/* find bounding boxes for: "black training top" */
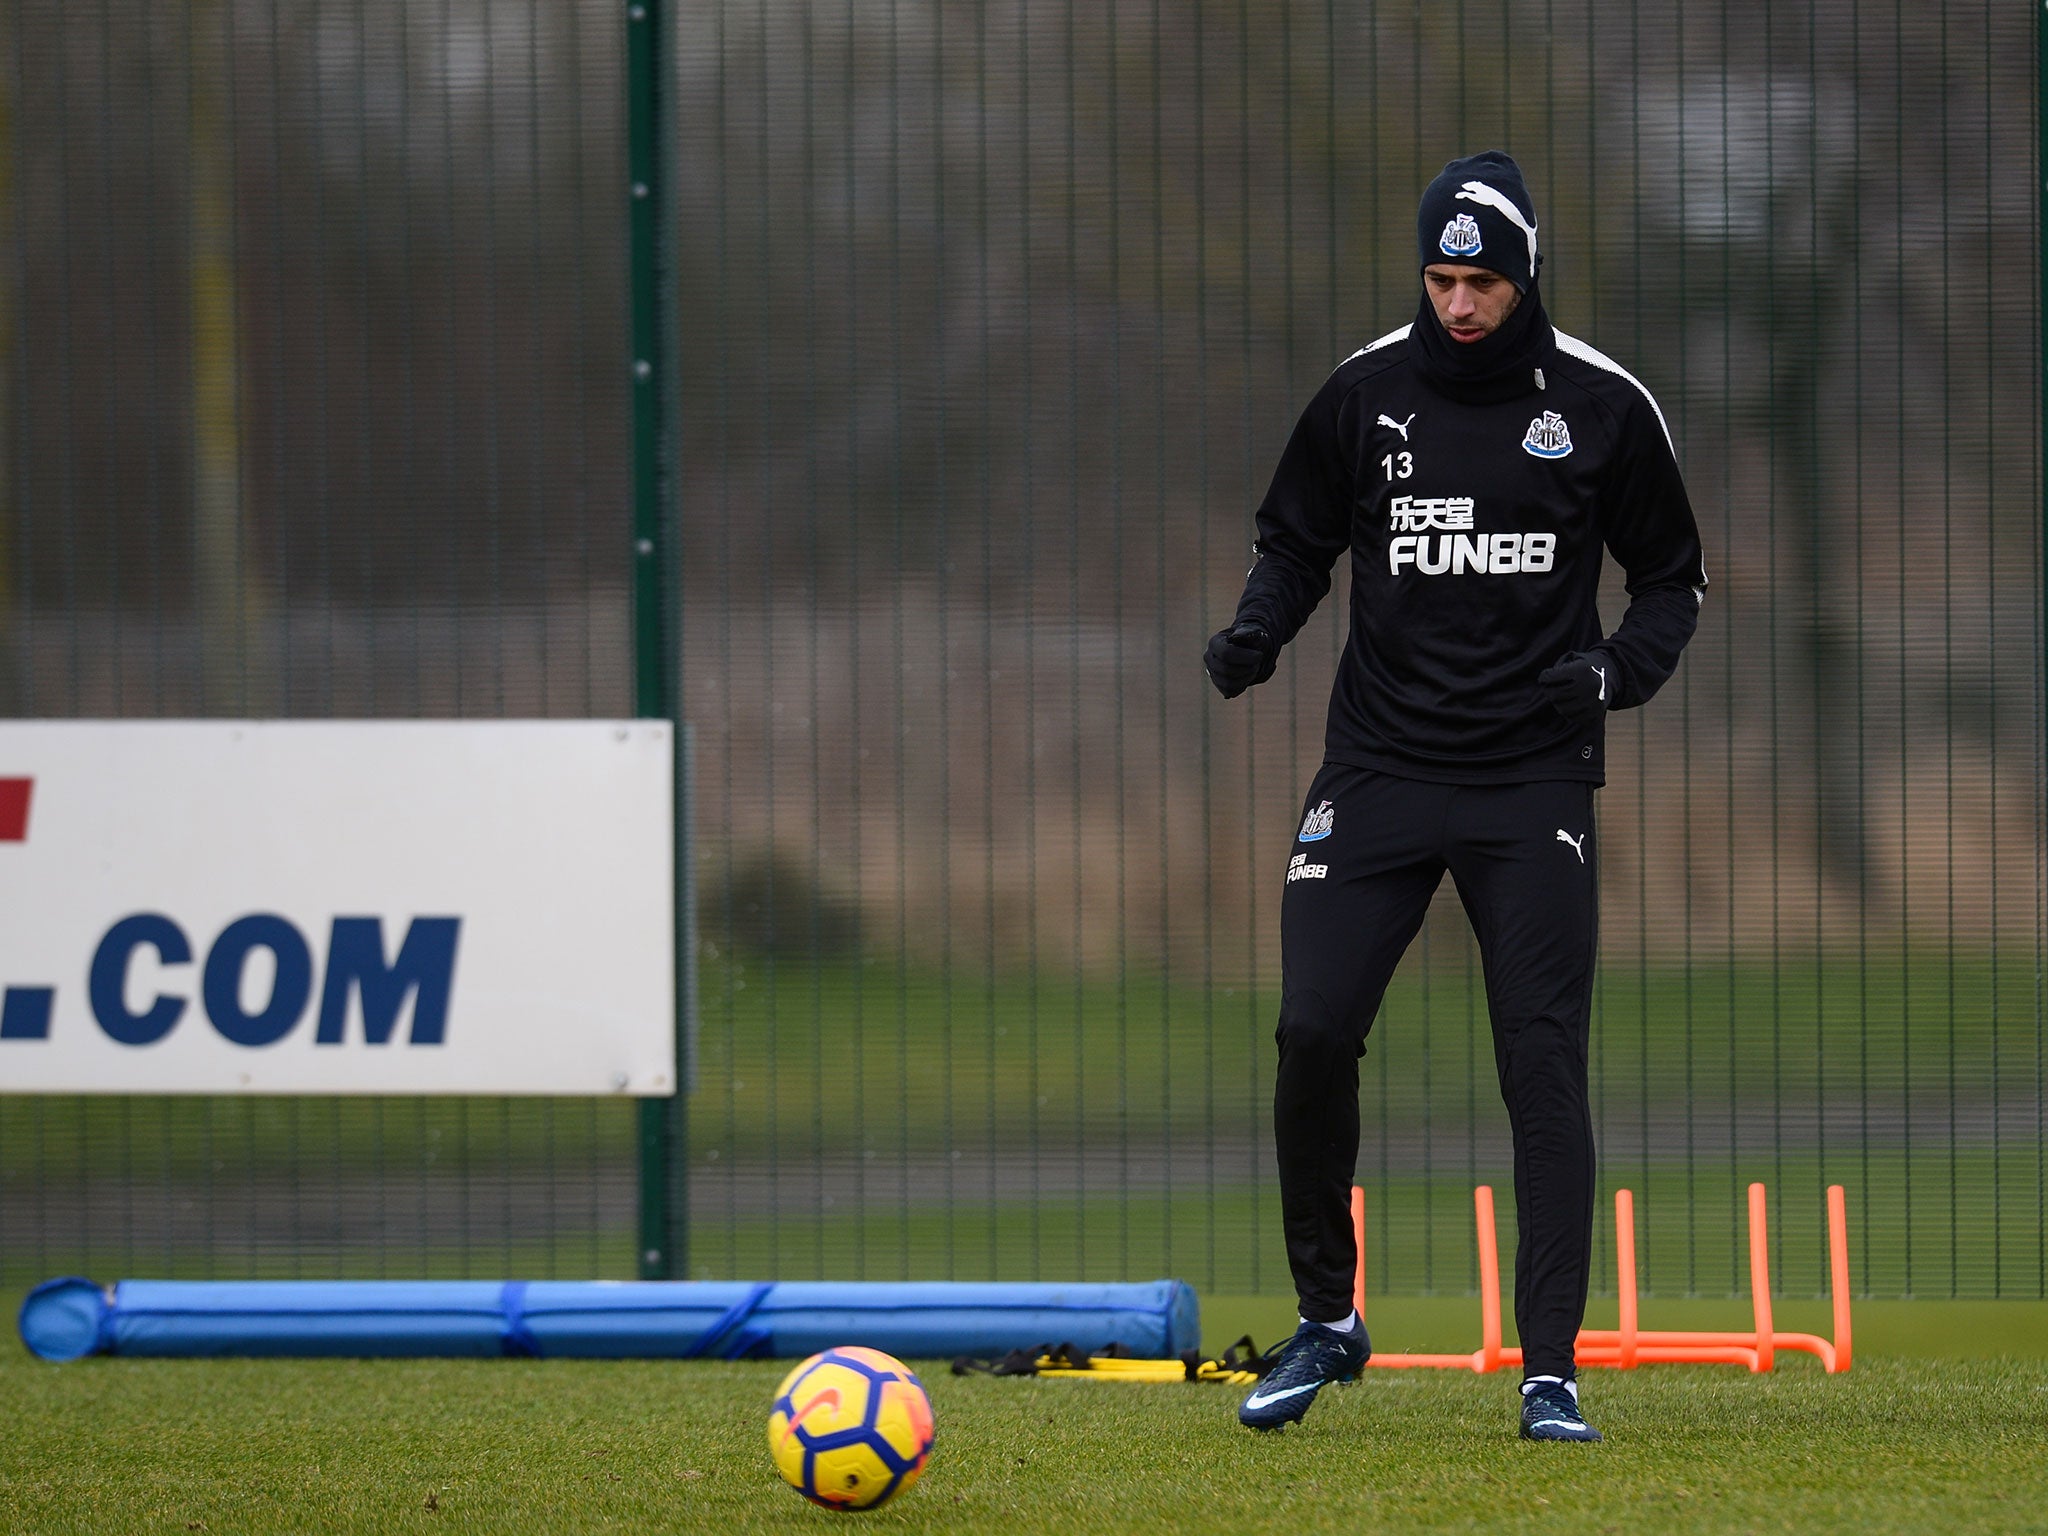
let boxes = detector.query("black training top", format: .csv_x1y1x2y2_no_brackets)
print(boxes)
1229,321,1707,786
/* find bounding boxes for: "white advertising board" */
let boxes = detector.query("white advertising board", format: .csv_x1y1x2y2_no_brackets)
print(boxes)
0,721,675,1096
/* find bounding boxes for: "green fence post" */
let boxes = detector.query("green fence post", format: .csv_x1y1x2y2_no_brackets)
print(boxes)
629,0,683,1281
2036,0,2048,1303
2038,10,2048,1302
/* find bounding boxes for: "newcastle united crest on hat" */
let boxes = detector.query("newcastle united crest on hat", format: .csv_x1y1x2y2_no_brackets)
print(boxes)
1439,212,1483,258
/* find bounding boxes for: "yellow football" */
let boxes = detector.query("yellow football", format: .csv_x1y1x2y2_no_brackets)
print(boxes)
766,1346,936,1510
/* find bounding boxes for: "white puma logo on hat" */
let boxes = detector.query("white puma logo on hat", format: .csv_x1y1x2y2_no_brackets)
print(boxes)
1454,181,1539,270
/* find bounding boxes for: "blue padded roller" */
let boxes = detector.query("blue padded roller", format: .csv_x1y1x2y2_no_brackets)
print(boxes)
18,1276,1198,1363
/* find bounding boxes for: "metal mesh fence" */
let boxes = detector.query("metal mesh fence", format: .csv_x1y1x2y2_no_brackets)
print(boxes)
2,0,2043,1302
675,0,2044,1301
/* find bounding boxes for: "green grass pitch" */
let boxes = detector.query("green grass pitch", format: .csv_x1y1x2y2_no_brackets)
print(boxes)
5,1337,2047,1534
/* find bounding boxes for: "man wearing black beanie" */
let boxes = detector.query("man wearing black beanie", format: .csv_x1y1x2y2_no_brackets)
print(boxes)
1207,152,1706,1441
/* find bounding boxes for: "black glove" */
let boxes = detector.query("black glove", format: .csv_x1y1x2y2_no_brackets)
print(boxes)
1537,650,1615,728
1203,623,1278,699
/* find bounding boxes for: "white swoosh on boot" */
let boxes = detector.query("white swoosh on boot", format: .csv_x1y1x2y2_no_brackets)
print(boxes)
1241,1381,1321,1411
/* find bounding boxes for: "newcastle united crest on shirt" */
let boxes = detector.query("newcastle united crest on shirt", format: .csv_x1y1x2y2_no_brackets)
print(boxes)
1438,213,1483,257
1522,410,1573,459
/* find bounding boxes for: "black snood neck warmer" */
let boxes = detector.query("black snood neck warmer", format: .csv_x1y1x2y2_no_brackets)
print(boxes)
1408,279,1555,405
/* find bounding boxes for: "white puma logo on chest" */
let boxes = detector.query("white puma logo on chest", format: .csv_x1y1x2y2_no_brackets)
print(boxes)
1376,412,1416,441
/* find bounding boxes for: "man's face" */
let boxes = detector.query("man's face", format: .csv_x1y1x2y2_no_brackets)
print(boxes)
1423,264,1521,344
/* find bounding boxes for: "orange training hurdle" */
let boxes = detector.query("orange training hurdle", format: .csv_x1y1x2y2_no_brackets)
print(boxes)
1355,1181,1852,1373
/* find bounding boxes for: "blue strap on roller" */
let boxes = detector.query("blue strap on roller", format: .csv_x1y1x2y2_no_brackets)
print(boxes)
718,1323,773,1360
498,1282,541,1358
678,1281,774,1359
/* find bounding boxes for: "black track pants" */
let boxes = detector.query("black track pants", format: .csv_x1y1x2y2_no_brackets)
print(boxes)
1275,764,1598,1380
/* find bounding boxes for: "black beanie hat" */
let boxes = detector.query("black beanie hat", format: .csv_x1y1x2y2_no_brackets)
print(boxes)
1416,151,1541,291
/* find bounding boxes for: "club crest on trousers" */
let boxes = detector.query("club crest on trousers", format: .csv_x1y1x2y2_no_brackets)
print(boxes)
1298,800,1335,842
